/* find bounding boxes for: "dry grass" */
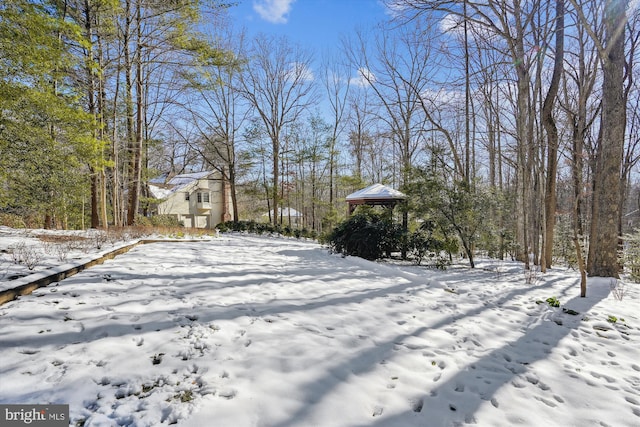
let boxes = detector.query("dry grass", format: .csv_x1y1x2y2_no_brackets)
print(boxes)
35,234,89,243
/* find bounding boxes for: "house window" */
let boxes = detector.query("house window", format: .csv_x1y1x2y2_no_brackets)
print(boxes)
197,192,210,203
185,193,190,201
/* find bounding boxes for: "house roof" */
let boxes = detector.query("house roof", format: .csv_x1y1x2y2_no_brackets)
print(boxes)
345,183,406,202
148,171,217,200
148,184,173,199
167,171,213,186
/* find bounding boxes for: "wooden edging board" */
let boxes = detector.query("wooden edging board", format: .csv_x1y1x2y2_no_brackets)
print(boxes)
0,239,210,306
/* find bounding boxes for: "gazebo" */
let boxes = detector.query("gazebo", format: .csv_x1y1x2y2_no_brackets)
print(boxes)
345,183,406,215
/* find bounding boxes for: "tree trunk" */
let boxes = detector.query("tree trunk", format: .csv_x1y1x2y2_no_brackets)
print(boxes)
126,0,143,225
588,0,627,277
272,134,279,226
542,0,564,271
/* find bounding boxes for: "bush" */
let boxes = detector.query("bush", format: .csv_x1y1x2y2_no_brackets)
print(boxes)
136,215,182,228
325,208,402,261
406,221,455,268
215,220,316,239
0,213,26,228
624,230,640,282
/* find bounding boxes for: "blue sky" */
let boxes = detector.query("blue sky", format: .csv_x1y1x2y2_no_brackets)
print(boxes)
226,0,389,55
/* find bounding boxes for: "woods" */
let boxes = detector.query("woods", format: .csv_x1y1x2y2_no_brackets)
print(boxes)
2,0,640,283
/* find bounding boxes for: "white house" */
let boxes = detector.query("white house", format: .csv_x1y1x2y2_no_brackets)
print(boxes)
263,207,304,226
148,171,233,229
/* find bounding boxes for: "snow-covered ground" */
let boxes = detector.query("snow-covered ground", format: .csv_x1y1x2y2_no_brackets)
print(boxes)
0,229,639,426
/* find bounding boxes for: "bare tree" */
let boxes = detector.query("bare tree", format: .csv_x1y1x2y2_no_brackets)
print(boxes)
390,0,553,268
239,34,315,225
343,23,433,187
541,0,565,271
568,0,629,278
346,86,376,181
180,27,247,223
619,12,640,244
320,52,351,222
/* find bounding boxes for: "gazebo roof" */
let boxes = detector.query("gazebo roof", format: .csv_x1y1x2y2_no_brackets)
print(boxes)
346,183,406,203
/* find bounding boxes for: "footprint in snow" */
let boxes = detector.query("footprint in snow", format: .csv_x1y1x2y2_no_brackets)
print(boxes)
409,398,423,413
218,388,237,399
534,396,557,408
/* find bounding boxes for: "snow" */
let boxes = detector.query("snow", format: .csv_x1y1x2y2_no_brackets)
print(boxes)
1,229,639,426
345,183,406,201
147,172,216,200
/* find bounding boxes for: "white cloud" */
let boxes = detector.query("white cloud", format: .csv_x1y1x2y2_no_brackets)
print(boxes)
253,0,296,24
382,0,408,18
350,67,376,87
439,13,462,34
286,62,314,82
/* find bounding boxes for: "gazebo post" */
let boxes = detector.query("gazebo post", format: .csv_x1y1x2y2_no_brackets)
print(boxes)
401,200,408,259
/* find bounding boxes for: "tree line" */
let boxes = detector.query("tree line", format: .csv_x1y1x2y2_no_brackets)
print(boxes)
1,0,639,283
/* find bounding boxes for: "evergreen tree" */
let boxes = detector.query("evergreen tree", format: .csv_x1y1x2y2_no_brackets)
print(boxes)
0,0,102,228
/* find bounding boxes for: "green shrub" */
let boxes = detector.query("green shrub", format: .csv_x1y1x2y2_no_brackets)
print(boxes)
407,220,454,267
150,215,182,228
134,216,152,227
325,207,402,261
215,220,315,239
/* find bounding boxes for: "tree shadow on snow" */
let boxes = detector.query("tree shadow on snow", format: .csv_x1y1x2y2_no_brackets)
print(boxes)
267,276,592,427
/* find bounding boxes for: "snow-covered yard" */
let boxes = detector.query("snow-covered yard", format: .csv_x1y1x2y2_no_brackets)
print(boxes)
0,229,639,426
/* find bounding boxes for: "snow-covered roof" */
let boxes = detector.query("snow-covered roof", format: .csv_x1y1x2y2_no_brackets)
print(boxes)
345,183,406,201
148,171,216,200
167,171,213,186
148,184,173,200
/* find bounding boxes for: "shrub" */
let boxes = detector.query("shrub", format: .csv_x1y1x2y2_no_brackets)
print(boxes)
0,213,26,228
135,215,182,228
150,215,182,228
406,220,455,267
624,230,640,282
325,207,402,261
215,221,315,239
9,241,42,270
